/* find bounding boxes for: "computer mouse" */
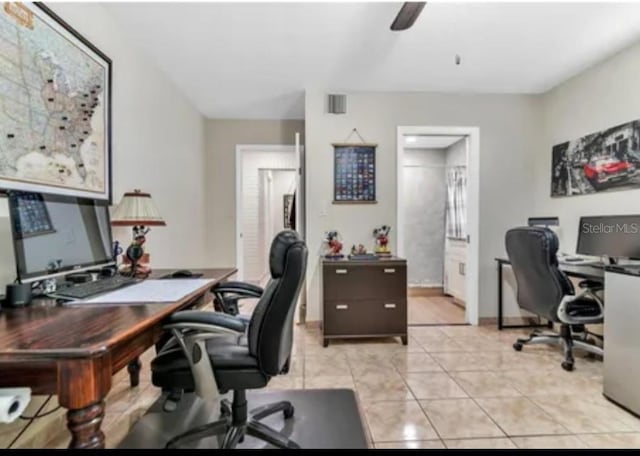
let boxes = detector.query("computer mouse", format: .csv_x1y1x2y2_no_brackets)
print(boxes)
172,269,193,278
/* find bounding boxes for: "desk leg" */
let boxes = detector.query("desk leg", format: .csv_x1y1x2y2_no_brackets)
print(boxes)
58,356,112,449
67,401,106,449
127,358,141,387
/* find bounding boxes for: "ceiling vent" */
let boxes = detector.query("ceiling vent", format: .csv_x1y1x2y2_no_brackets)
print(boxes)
327,94,346,114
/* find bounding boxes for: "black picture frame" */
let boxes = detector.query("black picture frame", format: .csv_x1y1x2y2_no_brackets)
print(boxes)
0,2,113,202
332,143,377,204
283,194,293,228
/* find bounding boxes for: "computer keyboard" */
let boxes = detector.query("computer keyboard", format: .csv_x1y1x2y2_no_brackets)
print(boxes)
51,275,138,300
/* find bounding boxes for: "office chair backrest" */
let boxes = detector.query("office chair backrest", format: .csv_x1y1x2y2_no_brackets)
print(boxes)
247,230,308,376
505,227,574,321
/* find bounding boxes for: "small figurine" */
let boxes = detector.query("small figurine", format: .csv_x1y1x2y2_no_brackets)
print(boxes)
323,230,344,258
350,244,367,256
121,225,151,277
373,225,392,257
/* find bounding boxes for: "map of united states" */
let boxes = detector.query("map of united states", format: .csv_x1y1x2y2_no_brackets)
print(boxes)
0,3,106,194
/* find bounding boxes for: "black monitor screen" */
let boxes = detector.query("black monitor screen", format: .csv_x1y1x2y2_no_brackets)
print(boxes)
8,191,114,282
577,215,640,259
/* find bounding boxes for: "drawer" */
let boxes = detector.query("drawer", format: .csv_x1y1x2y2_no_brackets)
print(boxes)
323,264,407,301
323,299,407,336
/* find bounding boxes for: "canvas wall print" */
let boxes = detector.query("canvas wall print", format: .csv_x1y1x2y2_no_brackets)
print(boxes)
333,144,376,203
551,120,640,197
0,3,112,201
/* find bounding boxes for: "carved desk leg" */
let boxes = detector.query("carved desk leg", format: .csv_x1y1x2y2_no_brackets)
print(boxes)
128,358,142,387
58,356,112,449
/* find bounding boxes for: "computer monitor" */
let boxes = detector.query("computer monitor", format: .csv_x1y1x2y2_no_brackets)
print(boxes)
7,191,115,283
577,215,640,260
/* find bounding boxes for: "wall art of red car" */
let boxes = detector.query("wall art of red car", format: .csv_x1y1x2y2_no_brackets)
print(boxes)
583,156,636,190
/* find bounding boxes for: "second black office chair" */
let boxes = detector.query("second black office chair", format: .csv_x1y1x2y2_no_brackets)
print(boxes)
505,227,604,371
151,230,308,448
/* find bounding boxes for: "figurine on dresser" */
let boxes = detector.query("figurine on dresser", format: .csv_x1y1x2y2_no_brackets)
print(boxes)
373,225,392,257
323,230,344,258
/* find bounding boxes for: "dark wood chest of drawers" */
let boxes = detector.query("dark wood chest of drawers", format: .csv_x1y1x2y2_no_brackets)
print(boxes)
321,258,408,347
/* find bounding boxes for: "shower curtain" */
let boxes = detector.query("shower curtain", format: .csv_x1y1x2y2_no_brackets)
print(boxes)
445,166,467,239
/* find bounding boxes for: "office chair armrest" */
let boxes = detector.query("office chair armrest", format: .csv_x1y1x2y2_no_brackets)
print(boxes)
212,281,264,299
578,279,604,291
165,310,247,333
557,290,604,325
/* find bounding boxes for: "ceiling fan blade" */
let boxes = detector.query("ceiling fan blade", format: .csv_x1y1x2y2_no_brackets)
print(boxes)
390,2,426,31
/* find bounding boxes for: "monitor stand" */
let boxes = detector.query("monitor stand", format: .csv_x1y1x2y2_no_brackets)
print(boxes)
65,272,93,284
605,256,619,266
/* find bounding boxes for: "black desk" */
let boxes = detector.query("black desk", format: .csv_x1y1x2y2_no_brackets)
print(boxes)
495,257,604,330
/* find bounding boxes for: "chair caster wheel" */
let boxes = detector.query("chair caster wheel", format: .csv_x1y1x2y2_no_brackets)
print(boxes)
513,342,523,351
561,361,574,371
284,404,295,419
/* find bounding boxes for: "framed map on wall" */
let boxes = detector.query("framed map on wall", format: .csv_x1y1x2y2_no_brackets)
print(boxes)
0,3,112,201
332,143,377,203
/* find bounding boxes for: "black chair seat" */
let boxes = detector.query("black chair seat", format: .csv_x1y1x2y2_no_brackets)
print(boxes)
152,334,269,392
565,297,603,320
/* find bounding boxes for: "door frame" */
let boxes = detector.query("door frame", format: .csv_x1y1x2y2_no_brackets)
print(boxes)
396,126,480,326
235,144,298,281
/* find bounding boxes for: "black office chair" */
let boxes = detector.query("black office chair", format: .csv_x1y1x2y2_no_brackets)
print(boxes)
505,227,604,371
150,230,308,448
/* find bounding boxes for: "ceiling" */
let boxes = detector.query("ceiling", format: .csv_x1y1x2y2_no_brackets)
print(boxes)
105,2,640,120
404,135,464,149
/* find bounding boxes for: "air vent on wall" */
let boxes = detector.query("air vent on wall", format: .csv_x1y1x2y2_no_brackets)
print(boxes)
327,94,346,114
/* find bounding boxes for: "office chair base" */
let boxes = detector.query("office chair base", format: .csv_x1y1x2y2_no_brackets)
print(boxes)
513,326,603,371
166,394,299,449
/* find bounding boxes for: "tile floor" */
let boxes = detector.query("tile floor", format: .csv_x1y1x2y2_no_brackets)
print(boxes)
7,316,640,449
408,295,467,325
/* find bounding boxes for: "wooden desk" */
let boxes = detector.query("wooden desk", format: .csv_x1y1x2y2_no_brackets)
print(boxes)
0,268,236,449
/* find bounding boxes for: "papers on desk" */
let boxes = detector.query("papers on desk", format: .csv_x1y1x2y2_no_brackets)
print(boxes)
74,279,214,304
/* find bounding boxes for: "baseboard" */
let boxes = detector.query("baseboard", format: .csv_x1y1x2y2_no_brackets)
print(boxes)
408,287,444,297
302,320,321,329
479,316,544,327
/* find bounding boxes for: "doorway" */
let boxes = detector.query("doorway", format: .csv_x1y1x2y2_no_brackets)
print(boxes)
235,145,298,283
258,169,296,283
397,126,480,326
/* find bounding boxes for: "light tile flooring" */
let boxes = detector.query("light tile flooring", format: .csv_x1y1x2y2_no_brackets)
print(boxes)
7,318,640,449
409,295,467,325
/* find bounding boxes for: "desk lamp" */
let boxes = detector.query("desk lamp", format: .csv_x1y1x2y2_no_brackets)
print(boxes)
111,189,165,277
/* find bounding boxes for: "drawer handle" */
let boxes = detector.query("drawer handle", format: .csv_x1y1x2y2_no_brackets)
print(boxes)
384,303,397,309
384,268,396,274
336,304,348,310
335,269,348,274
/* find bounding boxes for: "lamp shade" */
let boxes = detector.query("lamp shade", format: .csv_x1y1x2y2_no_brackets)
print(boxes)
111,189,166,226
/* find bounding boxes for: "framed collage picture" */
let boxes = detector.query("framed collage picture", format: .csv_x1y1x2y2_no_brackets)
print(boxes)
332,143,377,203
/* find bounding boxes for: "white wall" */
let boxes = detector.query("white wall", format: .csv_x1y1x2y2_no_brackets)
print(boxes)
305,90,541,321
534,40,640,252
403,148,447,287
35,3,208,270
446,138,468,168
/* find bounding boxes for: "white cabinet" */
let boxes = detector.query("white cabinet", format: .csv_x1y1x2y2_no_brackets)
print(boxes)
444,239,466,306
